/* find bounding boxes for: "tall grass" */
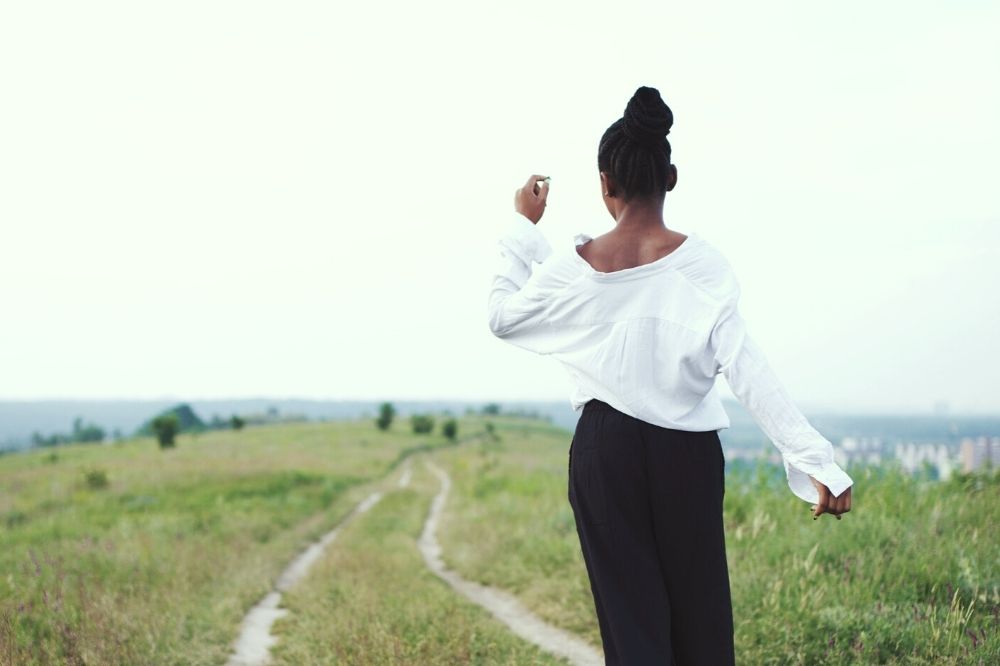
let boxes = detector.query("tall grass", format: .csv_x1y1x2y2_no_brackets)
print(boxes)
2,415,995,664
0,419,459,665
434,421,1000,665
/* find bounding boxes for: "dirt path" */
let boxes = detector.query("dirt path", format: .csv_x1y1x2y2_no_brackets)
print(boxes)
227,453,601,665
225,459,412,666
397,460,412,488
418,460,604,666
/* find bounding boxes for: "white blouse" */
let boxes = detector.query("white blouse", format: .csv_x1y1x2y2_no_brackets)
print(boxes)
487,211,854,504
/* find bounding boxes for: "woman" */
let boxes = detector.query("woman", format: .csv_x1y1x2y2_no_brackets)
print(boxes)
487,86,854,665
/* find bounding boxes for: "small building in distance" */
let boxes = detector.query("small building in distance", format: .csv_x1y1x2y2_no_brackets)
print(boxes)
959,436,1000,473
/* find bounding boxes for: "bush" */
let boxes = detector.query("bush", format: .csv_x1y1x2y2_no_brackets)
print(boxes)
442,418,458,441
84,467,109,489
151,414,179,448
375,402,395,431
411,414,435,434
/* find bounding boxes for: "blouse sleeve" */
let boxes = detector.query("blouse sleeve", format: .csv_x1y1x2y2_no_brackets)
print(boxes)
710,283,854,505
486,212,567,354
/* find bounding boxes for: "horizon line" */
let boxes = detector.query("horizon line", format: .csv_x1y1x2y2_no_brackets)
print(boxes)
0,396,997,418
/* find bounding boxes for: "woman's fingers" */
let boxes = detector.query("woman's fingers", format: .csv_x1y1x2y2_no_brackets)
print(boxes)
525,174,548,195
515,175,550,223
812,484,853,520
813,483,830,519
832,489,853,518
537,179,549,202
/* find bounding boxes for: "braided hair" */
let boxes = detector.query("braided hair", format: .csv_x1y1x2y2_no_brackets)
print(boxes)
597,86,674,203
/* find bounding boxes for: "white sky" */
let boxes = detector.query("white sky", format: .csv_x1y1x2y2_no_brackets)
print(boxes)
1,1,998,414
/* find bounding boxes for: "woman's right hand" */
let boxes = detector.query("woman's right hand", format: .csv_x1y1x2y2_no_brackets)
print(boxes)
514,174,550,224
809,476,852,520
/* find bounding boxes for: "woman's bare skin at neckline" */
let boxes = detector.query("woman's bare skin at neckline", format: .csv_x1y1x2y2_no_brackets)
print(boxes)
576,228,689,273
576,166,688,273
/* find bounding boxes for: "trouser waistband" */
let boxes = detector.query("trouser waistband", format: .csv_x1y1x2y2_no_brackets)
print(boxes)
584,398,617,413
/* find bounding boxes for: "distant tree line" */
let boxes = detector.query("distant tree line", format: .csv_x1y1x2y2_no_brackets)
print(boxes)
465,403,550,422
375,401,458,441
468,403,545,420
25,401,531,453
141,404,264,447
31,416,107,447
209,405,306,429
137,403,301,439
29,402,268,452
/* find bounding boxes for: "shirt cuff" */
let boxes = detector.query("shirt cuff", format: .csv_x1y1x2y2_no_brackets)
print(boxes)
784,458,854,505
504,212,554,264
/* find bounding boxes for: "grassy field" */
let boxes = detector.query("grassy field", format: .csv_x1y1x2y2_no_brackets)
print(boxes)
2,415,998,664
432,422,1000,665
0,418,472,664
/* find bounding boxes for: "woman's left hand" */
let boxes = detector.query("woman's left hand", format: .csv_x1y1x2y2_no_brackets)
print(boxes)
514,174,550,224
809,476,852,520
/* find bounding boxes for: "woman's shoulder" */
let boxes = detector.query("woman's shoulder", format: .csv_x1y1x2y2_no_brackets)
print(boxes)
530,242,589,287
675,235,741,303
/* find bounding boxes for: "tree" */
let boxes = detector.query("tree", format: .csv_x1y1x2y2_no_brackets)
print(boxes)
151,414,179,448
481,403,501,415
231,415,245,431
442,418,458,441
137,404,205,437
411,414,435,434
72,416,105,443
375,402,396,431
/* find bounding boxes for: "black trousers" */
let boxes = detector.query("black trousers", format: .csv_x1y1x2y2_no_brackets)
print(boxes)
568,398,735,665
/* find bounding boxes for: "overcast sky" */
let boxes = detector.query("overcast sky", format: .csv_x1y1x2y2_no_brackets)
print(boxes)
1,1,997,414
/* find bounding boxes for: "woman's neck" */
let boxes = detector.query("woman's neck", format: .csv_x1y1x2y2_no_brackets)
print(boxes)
613,199,667,234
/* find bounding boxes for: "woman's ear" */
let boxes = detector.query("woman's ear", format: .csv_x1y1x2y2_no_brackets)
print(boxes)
601,171,616,197
665,164,678,192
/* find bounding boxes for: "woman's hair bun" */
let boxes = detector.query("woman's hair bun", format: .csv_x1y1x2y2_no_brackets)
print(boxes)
622,86,673,145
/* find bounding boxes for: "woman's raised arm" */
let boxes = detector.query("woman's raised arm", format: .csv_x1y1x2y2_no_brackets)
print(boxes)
487,175,573,354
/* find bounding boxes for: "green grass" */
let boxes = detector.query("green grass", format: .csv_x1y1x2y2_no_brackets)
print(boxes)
2,414,997,664
433,421,1000,665
0,418,472,665
271,462,563,665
